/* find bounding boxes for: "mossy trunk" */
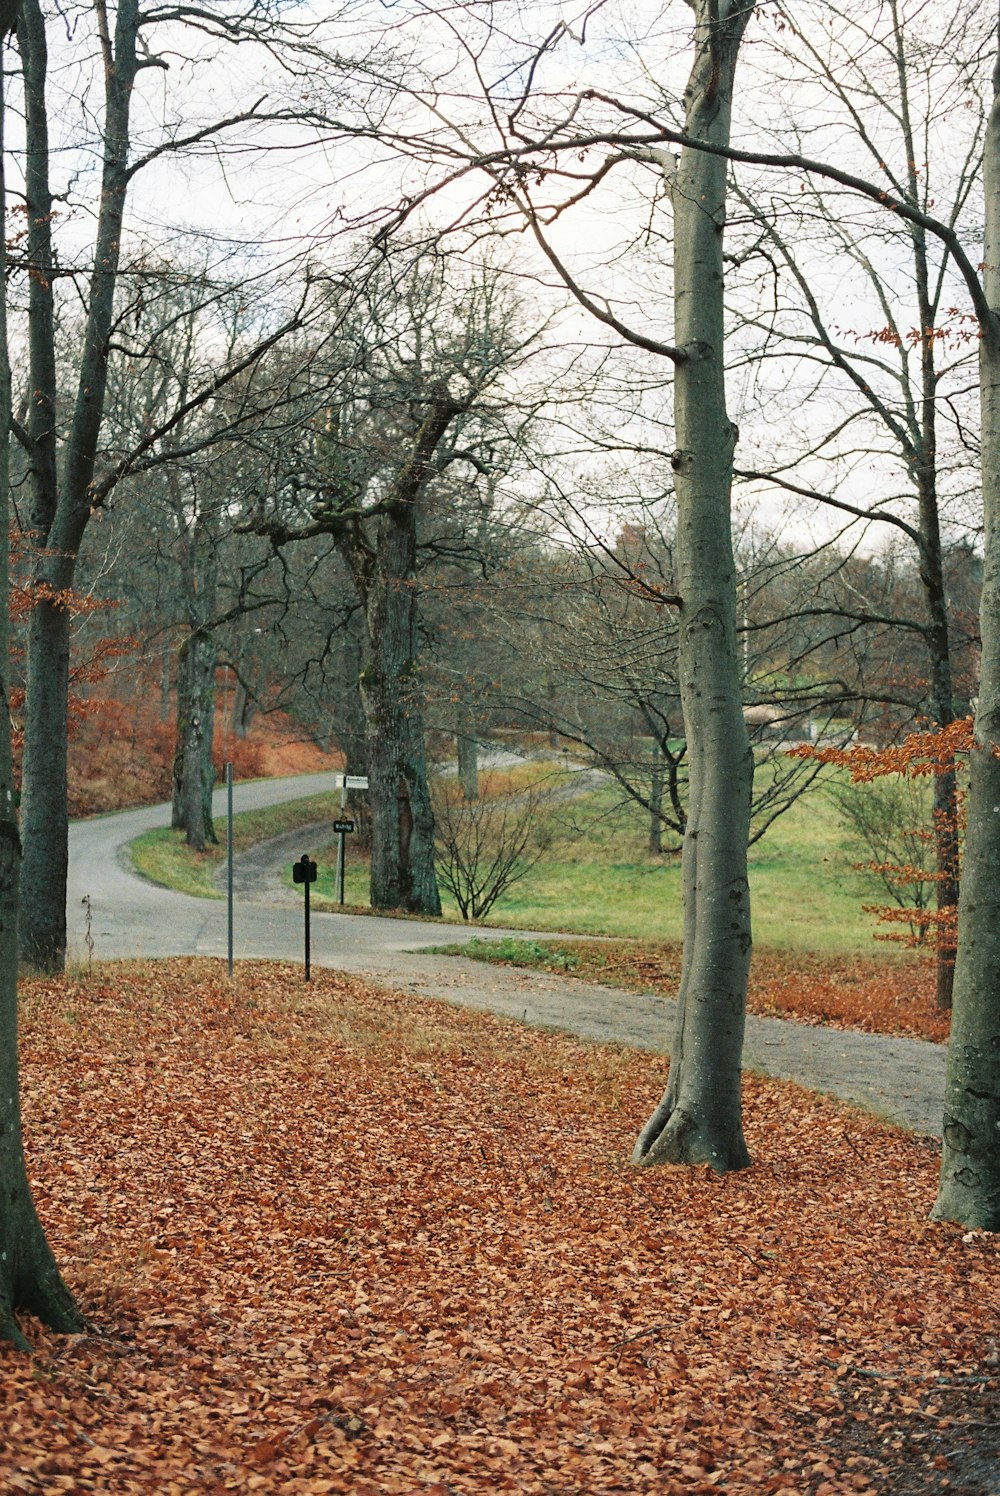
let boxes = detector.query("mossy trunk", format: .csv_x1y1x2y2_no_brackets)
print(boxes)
359,504,440,915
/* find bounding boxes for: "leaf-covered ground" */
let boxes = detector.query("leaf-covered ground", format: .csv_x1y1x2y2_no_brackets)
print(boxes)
4,960,997,1494
449,938,951,1044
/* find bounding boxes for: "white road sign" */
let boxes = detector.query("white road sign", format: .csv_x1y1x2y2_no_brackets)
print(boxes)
334,774,370,790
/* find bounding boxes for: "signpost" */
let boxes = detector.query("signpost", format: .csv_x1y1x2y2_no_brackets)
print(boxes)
292,854,318,980
333,773,368,905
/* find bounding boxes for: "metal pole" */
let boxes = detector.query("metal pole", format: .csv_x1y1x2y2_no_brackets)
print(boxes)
336,778,347,904
226,762,234,978
304,876,311,981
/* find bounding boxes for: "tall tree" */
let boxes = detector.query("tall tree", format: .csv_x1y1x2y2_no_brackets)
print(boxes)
933,24,1000,1229
732,0,987,1009
367,0,756,1166
254,252,537,915
0,21,81,1347
626,0,755,1170
12,1,318,970
554,0,1000,1223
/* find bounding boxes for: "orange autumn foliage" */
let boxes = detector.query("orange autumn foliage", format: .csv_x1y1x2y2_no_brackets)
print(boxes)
790,721,971,959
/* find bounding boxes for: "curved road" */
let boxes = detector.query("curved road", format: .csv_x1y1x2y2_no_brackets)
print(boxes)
67,773,946,1138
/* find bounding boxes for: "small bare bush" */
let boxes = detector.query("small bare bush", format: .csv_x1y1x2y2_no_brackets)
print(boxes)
432,771,553,920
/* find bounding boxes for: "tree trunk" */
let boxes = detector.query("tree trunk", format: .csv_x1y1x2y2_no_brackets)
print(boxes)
932,50,1000,1230
172,630,218,851
907,102,959,1012
648,751,664,856
18,600,71,970
632,0,754,1174
160,649,172,722
359,503,441,915
322,392,467,917
230,676,254,739
0,66,81,1345
16,0,140,973
457,721,479,800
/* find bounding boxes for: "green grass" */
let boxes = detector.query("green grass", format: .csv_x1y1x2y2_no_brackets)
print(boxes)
426,936,584,971
416,770,880,951
130,792,343,898
129,764,897,956
302,851,373,913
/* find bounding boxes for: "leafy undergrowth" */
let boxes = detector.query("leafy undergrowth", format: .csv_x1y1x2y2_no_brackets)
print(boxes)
5,961,997,1493
446,938,951,1045
63,690,340,818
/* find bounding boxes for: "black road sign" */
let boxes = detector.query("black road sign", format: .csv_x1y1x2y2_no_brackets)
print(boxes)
333,819,356,834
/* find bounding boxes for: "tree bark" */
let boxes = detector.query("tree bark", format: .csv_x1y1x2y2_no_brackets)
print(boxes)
648,750,664,856
17,0,141,972
0,67,81,1346
356,502,441,915
632,0,754,1173
457,721,479,801
172,630,218,851
230,676,254,739
932,45,1000,1229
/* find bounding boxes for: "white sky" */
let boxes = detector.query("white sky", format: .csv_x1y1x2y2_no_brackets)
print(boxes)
2,0,990,557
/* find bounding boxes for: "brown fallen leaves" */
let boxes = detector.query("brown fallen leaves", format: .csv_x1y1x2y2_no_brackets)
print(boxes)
468,941,951,1045
4,960,997,1495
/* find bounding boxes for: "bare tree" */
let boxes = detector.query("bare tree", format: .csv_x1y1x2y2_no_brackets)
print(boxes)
11,1,320,970
432,771,551,920
728,0,990,1009
251,249,541,916
0,29,80,1347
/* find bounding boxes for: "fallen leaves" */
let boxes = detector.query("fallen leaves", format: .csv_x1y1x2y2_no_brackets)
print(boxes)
2,959,997,1494
456,938,952,1044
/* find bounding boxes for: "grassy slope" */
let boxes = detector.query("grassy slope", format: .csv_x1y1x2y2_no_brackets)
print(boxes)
511,776,883,951
132,766,895,956
130,792,343,898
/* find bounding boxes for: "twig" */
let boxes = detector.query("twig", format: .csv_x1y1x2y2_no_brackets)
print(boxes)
609,1322,671,1351
733,1243,771,1271
819,1356,1000,1385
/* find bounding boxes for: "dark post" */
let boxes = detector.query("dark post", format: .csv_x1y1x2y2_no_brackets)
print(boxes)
332,817,355,905
226,762,234,979
292,854,318,980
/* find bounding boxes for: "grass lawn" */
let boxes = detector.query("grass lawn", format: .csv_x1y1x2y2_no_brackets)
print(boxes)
130,767,917,958
6,959,996,1494
303,768,894,952
458,772,884,951
130,792,345,898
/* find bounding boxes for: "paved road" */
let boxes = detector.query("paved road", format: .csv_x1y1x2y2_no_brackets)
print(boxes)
67,773,947,1138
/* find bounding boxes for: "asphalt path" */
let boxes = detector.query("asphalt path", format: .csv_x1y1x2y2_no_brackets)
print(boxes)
66,772,947,1139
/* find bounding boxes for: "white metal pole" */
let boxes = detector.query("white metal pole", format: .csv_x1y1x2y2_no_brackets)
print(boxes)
336,778,347,904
